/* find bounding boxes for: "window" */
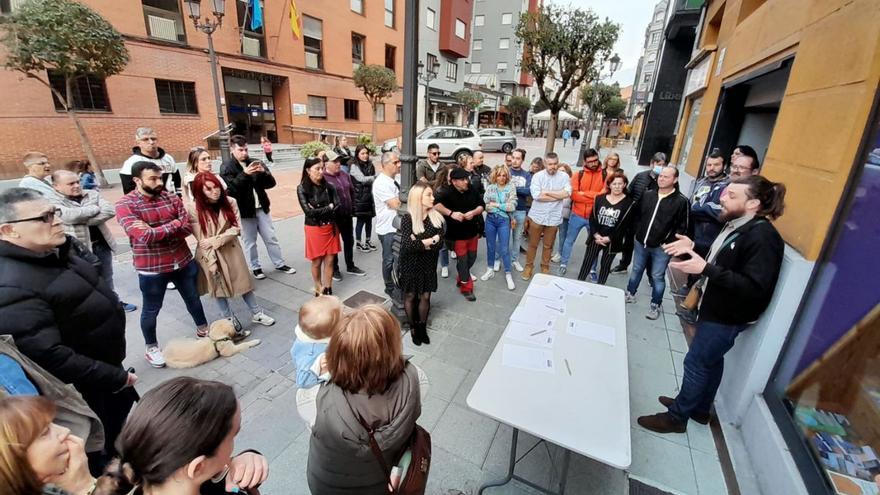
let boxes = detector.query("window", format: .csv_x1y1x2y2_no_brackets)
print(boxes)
650,32,660,45
142,0,186,43
303,16,323,70
474,15,484,26
48,71,111,112
155,79,197,114
344,99,359,120
373,103,385,122
426,53,438,75
643,73,652,83
384,0,395,27
497,62,508,71
446,60,458,83
426,8,435,30
473,39,482,50
350,0,363,14
455,19,466,39
471,63,481,73
396,105,403,122
308,96,327,118
654,11,664,22
236,0,265,57
499,38,510,49
501,13,512,25
352,33,365,72
385,44,396,71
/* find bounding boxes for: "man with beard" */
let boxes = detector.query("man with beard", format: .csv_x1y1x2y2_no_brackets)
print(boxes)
637,175,786,433
119,127,181,196
115,162,209,368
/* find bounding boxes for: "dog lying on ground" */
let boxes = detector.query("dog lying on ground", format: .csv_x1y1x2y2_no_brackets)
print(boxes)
165,319,261,368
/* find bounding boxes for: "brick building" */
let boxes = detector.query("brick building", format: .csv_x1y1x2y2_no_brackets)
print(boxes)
0,0,405,178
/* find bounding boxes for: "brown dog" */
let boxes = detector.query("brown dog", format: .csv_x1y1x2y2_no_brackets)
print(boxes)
164,319,261,369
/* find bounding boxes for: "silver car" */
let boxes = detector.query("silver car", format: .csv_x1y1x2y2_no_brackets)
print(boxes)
382,126,482,161
478,128,517,153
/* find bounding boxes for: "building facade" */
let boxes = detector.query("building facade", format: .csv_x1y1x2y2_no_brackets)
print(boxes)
666,1,880,494
628,0,668,120
0,0,405,178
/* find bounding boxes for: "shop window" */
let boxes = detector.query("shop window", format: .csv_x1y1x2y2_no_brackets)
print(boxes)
142,0,186,43
385,44,396,72
352,33,365,72
308,95,327,119
374,103,385,122
48,71,111,112
303,16,323,70
344,99,359,120
155,79,198,114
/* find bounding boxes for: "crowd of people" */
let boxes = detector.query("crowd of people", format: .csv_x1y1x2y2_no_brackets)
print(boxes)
0,123,788,493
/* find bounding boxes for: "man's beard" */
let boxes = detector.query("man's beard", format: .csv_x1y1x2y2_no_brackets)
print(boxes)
143,184,165,196
719,206,744,223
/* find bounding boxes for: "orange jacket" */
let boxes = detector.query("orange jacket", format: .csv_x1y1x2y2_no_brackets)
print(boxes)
570,167,605,218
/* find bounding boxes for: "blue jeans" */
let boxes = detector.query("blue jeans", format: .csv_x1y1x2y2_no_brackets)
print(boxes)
484,213,512,272
379,232,396,295
668,321,747,423
215,291,261,319
560,213,589,265
241,210,286,270
138,260,207,347
626,241,671,305
499,209,527,264
439,244,449,268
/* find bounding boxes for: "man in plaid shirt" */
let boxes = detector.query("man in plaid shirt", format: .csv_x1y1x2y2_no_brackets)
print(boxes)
116,161,208,368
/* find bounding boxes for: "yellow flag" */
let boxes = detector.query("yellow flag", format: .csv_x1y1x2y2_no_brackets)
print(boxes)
289,0,302,39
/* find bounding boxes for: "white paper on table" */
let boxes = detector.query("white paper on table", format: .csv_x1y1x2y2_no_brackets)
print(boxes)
524,284,566,303
504,321,556,348
522,296,565,315
566,318,615,346
549,278,587,297
502,343,555,373
510,307,557,329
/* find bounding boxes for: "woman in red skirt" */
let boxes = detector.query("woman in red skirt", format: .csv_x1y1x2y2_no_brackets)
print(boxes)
298,157,341,295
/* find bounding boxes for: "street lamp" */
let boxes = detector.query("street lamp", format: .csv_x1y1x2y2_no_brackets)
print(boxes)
418,59,440,127
581,53,621,159
184,0,230,162
494,68,506,127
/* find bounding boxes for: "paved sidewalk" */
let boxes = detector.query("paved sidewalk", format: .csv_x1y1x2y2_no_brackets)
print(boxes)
108,142,729,494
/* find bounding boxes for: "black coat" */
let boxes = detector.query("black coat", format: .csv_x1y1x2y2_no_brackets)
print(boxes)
699,218,784,325
633,189,690,248
0,237,128,393
220,157,277,218
627,169,658,205
350,159,377,218
298,181,340,226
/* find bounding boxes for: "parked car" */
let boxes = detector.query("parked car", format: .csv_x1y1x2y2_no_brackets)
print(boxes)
381,126,482,161
478,128,517,153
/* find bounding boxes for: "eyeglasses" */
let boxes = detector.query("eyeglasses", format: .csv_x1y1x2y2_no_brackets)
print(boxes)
584,158,600,165
429,152,440,156
731,164,753,171
6,208,60,225
140,137,158,142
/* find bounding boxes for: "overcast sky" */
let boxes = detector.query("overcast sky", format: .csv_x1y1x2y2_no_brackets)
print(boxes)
553,0,660,88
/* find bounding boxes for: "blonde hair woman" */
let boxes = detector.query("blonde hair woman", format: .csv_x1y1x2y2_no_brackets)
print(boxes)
480,165,517,290
182,147,226,203
602,152,621,179
395,183,445,345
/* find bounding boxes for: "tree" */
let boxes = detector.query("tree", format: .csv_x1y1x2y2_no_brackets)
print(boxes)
353,64,398,141
1,0,129,186
516,5,619,153
506,96,532,132
455,89,484,127
580,82,626,139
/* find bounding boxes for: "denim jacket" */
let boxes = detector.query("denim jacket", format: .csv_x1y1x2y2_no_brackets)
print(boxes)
290,325,330,389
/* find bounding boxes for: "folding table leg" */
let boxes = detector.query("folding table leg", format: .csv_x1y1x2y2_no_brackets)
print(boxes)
478,428,519,494
557,448,572,494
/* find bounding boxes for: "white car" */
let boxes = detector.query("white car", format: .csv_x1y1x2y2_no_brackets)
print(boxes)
382,126,482,161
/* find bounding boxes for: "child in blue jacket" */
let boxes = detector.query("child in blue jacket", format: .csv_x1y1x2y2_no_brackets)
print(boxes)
291,295,342,427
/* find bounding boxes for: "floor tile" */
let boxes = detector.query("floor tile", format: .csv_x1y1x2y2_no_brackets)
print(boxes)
668,330,689,353
692,449,729,495
686,422,718,458
433,333,492,372
630,428,699,494
629,390,690,449
418,357,468,401
672,351,686,377
628,339,675,375
420,395,450,432
627,316,672,350
432,403,500,467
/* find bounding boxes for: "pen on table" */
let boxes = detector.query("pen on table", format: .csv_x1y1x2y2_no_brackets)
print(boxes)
553,282,564,291
564,358,572,376
545,304,563,313
530,329,547,336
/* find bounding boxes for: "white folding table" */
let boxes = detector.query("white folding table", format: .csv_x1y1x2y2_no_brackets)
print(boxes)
466,274,631,494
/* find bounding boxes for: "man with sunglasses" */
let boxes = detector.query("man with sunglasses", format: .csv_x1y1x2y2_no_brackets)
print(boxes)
119,127,181,196
0,188,137,465
558,148,606,276
415,143,446,185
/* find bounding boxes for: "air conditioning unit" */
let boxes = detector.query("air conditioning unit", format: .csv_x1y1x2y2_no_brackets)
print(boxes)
242,36,261,57
148,15,178,42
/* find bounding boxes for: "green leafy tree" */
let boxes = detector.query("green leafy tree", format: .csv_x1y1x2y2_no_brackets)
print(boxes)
353,64,398,141
455,89,484,126
0,0,129,185
533,99,550,114
580,83,626,137
506,95,532,132
603,97,627,120
516,5,619,152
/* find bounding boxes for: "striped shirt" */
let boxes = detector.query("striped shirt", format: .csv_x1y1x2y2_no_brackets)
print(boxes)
115,190,193,274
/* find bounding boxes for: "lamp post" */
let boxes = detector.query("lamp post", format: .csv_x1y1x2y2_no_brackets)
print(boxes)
184,0,230,162
418,59,440,127
493,69,506,127
581,53,621,160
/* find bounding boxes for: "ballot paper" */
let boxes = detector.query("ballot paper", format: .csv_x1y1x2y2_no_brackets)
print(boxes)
566,318,615,346
504,321,556,348
524,284,566,303
502,343,555,373
522,296,565,315
510,307,557,329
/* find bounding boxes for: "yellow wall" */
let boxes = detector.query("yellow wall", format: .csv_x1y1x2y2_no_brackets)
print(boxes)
675,0,880,260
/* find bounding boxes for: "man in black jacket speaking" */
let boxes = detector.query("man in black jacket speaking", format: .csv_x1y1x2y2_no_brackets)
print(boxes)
0,188,137,468
638,175,786,433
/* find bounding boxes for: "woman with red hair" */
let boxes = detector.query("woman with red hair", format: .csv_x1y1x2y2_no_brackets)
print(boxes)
188,172,275,333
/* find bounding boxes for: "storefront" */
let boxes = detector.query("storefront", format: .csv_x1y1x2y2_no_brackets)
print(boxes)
765,101,880,495
223,68,286,143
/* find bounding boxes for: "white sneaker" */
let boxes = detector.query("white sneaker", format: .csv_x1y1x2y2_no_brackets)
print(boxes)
505,273,516,290
145,346,166,368
480,268,495,281
471,272,477,281
512,260,524,272
625,292,637,304
493,260,501,272
551,253,561,263
450,251,457,259
252,311,276,326
441,266,449,278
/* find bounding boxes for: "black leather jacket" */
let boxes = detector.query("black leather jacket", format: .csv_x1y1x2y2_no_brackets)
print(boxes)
297,181,340,226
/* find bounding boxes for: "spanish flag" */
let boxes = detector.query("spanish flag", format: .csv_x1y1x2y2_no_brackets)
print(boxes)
289,0,302,39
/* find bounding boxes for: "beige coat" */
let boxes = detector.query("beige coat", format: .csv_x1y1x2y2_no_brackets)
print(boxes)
187,199,254,298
